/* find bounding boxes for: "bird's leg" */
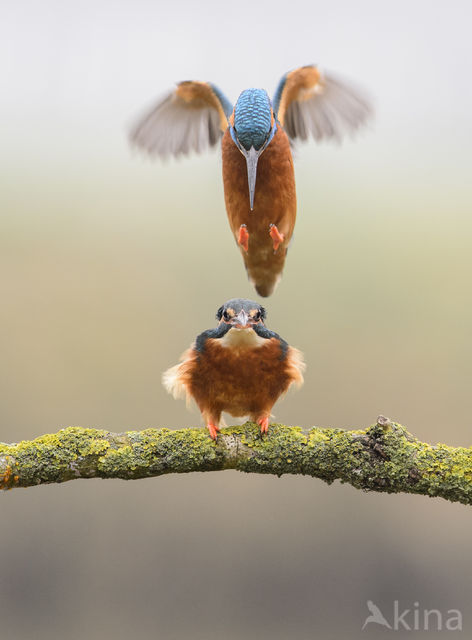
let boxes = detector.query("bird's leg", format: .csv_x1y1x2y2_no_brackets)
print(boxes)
269,224,285,252
238,224,249,252
207,422,220,440
202,411,221,440
256,414,270,435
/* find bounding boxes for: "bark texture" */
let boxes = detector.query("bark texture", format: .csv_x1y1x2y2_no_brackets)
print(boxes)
1,416,471,505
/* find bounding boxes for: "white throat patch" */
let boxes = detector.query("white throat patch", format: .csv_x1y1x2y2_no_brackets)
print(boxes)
220,327,266,349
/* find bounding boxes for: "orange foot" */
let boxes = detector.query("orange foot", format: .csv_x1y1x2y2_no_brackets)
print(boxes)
257,415,270,435
238,224,249,252
207,423,220,440
269,224,285,252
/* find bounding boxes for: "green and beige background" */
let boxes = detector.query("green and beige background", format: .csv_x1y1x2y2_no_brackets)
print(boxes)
2,0,472,637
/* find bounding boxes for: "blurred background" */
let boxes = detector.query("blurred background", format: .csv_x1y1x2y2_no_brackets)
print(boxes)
1,0,472,637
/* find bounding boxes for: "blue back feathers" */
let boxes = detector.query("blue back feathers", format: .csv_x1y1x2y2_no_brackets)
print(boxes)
234,89,272,150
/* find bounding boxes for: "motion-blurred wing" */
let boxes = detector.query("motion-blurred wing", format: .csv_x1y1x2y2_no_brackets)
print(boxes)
273,65,372,143
130,81,233,158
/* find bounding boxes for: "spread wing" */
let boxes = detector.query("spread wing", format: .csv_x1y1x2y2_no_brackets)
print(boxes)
273,65,372,143
129,81,233,158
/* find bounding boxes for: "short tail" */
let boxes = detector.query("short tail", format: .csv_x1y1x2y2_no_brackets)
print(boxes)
253,277,280,298
243,252,285,298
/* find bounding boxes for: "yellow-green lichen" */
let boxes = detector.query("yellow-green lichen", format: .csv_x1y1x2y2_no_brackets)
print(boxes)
97,427,221,479
2,422,472,504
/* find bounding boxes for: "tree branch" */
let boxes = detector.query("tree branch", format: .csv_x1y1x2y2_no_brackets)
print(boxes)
1,416,471,504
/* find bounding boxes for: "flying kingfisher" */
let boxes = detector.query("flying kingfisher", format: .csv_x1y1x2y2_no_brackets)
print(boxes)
163,298,305,439
130,65,371,296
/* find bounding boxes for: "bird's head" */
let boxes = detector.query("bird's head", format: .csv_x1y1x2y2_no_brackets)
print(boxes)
230,89,277,210
216,298,266,330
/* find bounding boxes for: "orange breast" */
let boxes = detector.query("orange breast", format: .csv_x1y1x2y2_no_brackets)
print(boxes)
186,338,298,418
221,127,297,297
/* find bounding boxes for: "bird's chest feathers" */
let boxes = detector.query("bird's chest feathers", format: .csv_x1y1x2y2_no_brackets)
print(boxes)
200,330,284,377
189,330,292,416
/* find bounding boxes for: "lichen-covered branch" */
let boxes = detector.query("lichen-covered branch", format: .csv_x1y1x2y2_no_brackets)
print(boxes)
1,416,472,505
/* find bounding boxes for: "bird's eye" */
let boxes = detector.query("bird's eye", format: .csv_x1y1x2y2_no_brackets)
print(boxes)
254,311,261,320
223,310,230,321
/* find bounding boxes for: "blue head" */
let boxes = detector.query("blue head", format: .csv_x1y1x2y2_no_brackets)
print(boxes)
230,89,277,209
233,89,272,151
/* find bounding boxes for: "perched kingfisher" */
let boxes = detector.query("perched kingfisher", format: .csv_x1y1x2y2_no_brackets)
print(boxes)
130,65,371,296
163,298,305,439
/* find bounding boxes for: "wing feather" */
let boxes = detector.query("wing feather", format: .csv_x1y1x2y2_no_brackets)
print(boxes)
129,81,232,159
273,65,372,143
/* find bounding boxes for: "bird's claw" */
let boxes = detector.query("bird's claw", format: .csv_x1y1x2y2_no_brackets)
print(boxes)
257,415,270,435
207,423,220,440
238,224,249,252
269,224,284,252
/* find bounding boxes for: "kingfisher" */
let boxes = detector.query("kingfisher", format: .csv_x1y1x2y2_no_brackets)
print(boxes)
163,298,305,439
130,65,371,296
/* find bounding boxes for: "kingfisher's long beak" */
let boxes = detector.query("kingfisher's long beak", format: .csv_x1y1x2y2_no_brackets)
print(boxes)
244,147,259,211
